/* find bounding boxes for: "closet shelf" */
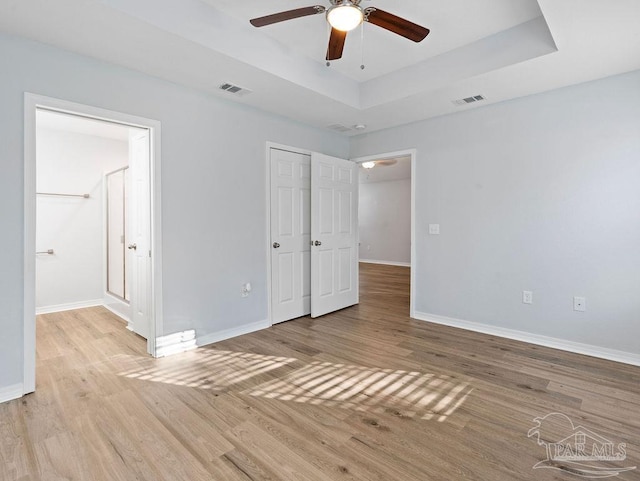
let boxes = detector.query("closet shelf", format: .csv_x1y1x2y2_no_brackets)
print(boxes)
37,192,90,198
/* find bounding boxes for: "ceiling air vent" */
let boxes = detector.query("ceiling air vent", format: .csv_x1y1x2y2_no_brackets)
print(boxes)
452,94,485,106
218,82,252,97
327,124,352,133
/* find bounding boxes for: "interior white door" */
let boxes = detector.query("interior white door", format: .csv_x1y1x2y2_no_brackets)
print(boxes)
127,129,151,339
310,153,359,318
270,148,312,323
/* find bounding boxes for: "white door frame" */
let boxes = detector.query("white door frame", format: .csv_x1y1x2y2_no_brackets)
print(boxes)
265,142,313,325
350,149,417,318
23,93,164,394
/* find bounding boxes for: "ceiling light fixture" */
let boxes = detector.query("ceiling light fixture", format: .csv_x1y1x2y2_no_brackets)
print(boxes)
362,161,376,169
326,1,364,32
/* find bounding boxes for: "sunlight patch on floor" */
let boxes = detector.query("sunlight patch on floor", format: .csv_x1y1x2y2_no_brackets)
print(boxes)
117,349,473,422
117,349,298,390
245,361,473,422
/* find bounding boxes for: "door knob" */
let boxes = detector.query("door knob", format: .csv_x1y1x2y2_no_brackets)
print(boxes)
128,243,137,250
314,240,322,246
273,242,280,248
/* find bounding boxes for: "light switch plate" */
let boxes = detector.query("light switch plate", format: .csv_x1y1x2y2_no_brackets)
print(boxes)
428,224,440,235
573,296,586,312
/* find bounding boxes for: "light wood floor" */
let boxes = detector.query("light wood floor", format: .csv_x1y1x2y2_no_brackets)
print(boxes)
2,263,639,480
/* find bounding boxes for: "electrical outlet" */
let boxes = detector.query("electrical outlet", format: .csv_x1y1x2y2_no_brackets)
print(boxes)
522,290,533,304
429,224,440,235
573,296,586,312
241,282,252,298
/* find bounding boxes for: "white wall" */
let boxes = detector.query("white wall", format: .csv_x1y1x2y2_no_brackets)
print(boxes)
0,33,349,393
351,69,640,357
359,178,411,265
36,126,128,311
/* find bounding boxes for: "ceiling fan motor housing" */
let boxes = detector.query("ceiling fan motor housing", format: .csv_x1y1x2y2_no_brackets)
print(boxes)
329,0,362,6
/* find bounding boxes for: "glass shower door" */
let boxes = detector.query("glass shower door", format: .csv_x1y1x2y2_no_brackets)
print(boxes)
106,167,129,301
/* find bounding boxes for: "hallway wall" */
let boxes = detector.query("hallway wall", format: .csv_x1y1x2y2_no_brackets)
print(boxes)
359,178,411,265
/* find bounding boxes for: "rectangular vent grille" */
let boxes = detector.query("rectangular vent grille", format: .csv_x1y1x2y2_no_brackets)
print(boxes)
219,82,252,97
327,124,352,133
452,94,485,106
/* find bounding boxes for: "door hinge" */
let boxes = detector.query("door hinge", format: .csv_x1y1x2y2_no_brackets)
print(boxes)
149,250,151,258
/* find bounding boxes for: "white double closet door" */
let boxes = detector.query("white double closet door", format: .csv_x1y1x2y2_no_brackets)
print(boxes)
270,148,359,324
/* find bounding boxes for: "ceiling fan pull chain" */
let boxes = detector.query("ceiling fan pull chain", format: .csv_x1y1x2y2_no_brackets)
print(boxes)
360,21,365,70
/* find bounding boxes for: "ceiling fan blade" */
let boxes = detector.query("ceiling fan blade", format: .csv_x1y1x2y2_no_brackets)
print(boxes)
250,5,326,28
376,159,398,166
326,28,347,61
364,8,430,42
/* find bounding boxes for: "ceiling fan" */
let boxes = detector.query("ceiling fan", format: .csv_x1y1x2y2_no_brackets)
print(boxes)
361,159,398,169
249,0,430,62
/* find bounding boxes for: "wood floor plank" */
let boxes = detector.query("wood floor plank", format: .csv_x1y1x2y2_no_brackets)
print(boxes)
133,382,237,461
1,263,639,480
225,420,330,481
0,402,37,481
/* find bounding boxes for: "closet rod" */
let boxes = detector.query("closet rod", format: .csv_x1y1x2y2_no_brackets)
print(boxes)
37,192,90,198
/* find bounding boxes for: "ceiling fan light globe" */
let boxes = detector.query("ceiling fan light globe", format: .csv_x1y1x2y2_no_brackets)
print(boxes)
362,161,376,169
327,4,363,32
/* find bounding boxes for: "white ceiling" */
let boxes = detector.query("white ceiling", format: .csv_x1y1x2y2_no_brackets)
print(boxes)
208,0,543,81
1,0,639,135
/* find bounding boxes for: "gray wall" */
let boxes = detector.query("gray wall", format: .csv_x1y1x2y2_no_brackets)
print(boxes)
0,33,349,390
359,178,411,265
351,70,640,355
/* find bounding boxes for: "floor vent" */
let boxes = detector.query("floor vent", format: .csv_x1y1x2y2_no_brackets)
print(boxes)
452,94,485,106
219,82,252,97
327,124,352,133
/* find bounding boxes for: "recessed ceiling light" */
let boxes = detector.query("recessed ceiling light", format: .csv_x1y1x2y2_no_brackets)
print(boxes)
354,124,367,130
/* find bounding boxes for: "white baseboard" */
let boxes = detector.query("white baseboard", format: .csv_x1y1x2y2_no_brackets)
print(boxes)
196,319,271,349
36,299,104,315
155,319,271,357
359,259,411,267
102,301,131,324
413,311,640,367
156,329,197,357
0,383,24,404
